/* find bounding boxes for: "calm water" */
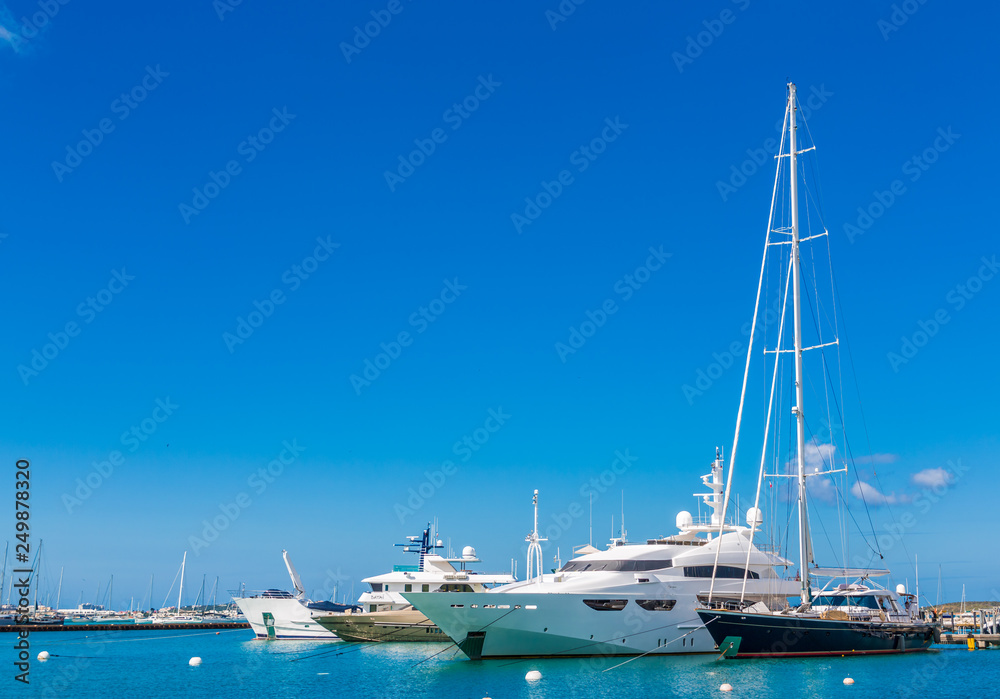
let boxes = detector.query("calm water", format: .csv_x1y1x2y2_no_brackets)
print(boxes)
12,629,998,698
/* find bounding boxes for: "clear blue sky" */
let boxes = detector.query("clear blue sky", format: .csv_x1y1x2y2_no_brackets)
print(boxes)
1,0,997,609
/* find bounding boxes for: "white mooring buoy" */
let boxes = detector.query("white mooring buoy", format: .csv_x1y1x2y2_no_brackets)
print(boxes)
844,677,855,685
525,670,542,681
720,683,733,692
37,651,50,661
189,657,202,666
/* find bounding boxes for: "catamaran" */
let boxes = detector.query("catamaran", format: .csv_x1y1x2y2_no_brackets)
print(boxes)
694,82,937,657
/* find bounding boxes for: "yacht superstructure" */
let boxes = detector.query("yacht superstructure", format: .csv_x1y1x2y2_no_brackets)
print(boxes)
404,453,800,658
314,526,515,642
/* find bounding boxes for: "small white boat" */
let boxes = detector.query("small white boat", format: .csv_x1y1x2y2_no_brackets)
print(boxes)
234,551,359,640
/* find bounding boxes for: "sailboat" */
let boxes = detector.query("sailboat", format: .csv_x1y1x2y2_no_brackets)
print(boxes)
695,82,937,657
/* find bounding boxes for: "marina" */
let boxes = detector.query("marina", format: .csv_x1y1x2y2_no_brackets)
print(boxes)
3,1,997,697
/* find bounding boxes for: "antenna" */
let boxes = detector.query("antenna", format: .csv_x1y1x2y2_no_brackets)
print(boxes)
621,491,626,543
589,492,593,547
525,490,547,582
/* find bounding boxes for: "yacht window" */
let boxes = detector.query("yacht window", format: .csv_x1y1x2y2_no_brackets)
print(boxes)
636,599,676,611
583,599,628,611
370,583,383,592
683,566,759,579
404,584,412,592
560,559,672,573
435,584,474,593
422,584,429,592
813,595,879,609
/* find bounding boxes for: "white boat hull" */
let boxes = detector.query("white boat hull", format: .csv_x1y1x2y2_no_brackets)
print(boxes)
405,581,787,658
234,596,339,640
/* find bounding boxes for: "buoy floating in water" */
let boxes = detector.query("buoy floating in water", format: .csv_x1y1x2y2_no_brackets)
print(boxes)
525,670,542,682
37,651,50,661
844,677,855,685
189,657,202,666
720,684,733,692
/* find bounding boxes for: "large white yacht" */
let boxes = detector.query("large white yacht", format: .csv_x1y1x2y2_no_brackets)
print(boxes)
403,452,800,658
234,550,360,640
313,526,515,642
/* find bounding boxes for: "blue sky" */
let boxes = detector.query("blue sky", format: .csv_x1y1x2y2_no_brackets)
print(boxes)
1,0,997,609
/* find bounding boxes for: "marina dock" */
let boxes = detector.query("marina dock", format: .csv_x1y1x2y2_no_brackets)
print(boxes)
0,622,249,632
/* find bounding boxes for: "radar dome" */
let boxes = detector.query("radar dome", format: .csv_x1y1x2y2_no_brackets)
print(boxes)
746,507,763,527
436,539,444,548
462,546,477,559
896,584,906,595
676,510,693,529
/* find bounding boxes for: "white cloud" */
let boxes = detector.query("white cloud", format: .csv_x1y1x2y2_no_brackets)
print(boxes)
780,441,840,505
857,453,899,465
850,480,909,506
911,467,953,489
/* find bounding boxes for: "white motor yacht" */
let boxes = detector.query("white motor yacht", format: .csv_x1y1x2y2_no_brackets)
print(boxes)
314,526,515,642
404,453,799,658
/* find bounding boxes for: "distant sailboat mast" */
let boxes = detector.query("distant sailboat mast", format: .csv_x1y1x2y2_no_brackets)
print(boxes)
177,551,187,613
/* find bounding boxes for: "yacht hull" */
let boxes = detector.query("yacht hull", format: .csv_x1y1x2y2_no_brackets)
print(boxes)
404,590,729,658
696,608,936,657
316,609,448,642
234,597,338,640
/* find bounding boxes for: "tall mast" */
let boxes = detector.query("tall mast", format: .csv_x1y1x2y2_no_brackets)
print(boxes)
788,82,813,605
56,567,63,611
178,551,187,613
0,542,8,609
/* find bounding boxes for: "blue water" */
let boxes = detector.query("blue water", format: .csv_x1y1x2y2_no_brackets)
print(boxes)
12,629,999,698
